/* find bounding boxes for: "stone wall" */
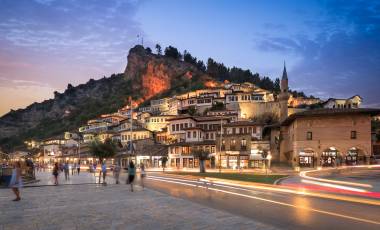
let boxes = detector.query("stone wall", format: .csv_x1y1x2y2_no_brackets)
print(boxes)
280,114,372,166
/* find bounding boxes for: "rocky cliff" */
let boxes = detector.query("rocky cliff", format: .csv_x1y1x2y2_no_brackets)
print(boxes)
0,45,211,152
124,45,211,102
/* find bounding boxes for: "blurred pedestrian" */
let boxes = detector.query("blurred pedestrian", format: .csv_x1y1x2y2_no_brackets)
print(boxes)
53,162,59,185
101,161,107,185
77,162,81,175
127,161,136,192
9,161,22,201
64,162,70,181
140,163,146,189
72,163,76,175
114,163,121,184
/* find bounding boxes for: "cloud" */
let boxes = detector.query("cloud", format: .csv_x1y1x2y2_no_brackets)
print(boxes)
254,0,380,106
0,0,145,114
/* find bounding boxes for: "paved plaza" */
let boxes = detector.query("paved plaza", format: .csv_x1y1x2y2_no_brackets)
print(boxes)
0,172,278,230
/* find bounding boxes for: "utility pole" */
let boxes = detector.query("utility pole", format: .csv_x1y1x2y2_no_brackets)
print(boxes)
137,35,143,46
129,97,133,164
219,118,223,173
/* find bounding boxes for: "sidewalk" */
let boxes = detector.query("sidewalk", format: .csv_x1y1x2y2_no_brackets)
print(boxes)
0,172,278,230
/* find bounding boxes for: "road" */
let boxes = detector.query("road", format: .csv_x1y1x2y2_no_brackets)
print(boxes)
141,173,380,230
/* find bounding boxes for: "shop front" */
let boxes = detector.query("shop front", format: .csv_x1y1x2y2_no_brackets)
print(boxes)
321,147,338,167
298,149,315,167
249,153,265,168
220,151,249,169
345,147,358,165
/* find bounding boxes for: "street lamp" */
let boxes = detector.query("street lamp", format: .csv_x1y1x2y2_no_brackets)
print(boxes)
219,118,223,173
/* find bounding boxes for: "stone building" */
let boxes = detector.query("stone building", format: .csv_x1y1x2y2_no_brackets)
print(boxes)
279,108,380,168
215,121,265,169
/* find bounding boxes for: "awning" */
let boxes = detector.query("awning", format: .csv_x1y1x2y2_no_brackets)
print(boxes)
250,154,265,160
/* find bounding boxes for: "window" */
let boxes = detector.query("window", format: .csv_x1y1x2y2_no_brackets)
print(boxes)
180,123,184,130
193,131,197,138
205,133,209,139
176,124,179,131
241,139,247,150
210,133,214,139
239,128,243,134
232,128,236,134
307,132,313,140
351,131,357,139
187,132,191,138
172,124,175,132
231,139,236,150
185,123,188,128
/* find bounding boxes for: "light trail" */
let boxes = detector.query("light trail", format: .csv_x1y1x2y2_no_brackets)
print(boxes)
148,175,380,206
299,165,380,188
147,175,380,226
301,179,368,193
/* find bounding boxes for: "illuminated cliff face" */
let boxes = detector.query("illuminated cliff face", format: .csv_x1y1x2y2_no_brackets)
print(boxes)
124,45,209,102
142,62,171,100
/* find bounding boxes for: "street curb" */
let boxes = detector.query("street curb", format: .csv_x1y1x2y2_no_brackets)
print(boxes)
274,175,291,185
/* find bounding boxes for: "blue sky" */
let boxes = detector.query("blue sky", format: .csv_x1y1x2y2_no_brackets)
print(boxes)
0,0,379,115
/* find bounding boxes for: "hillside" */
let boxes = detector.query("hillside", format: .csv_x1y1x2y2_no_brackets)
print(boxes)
0,45,211,152
0,44,305,152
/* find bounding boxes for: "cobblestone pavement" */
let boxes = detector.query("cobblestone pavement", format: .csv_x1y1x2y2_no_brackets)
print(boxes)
0,172,278,230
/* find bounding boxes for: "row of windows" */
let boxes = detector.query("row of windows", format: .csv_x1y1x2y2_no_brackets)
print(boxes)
332,103,358,109
186,131,216,140
121,134,149,141
197,123,221,131
306,131,357,140
171,145,216,154
221,139,247,150
147,117,167,123
228,95,264,102
223,127,256,135
171,123,194,132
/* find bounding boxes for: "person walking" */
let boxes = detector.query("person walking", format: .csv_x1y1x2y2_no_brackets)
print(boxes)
53,162,59,185
127,161,136,192
9,161,22,201
114,163,121,184
140,163,146,189
77,162,81,175
72,163,76,175
101,161,107,185
63,162,70,181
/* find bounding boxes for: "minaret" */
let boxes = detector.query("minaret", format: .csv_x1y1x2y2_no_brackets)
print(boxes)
279,62,290,121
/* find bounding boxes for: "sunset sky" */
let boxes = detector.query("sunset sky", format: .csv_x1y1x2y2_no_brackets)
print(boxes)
0,0,379,116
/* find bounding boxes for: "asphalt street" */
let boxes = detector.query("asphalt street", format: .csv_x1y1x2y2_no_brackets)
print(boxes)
141,173,380,230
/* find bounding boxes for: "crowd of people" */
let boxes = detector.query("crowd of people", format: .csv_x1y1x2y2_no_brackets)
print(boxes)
6,160,147,202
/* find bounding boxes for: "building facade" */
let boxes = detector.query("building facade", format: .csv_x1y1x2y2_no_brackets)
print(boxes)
280,109,380,168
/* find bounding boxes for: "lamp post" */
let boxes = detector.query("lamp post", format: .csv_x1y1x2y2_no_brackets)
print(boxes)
219,118,223,173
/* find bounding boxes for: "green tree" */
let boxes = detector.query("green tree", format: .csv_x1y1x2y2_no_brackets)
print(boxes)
155,44,162,55
191,148,210,173
274,78,281,93
90,138,117,160
188,106,197,116
164,46,181,60
196,60,206,72
145,47,152,54
183,50,197,65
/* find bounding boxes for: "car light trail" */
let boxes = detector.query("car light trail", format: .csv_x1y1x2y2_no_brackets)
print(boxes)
147,175,380,226
301,179,368,193
299,165,380,188
147,175,380,206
